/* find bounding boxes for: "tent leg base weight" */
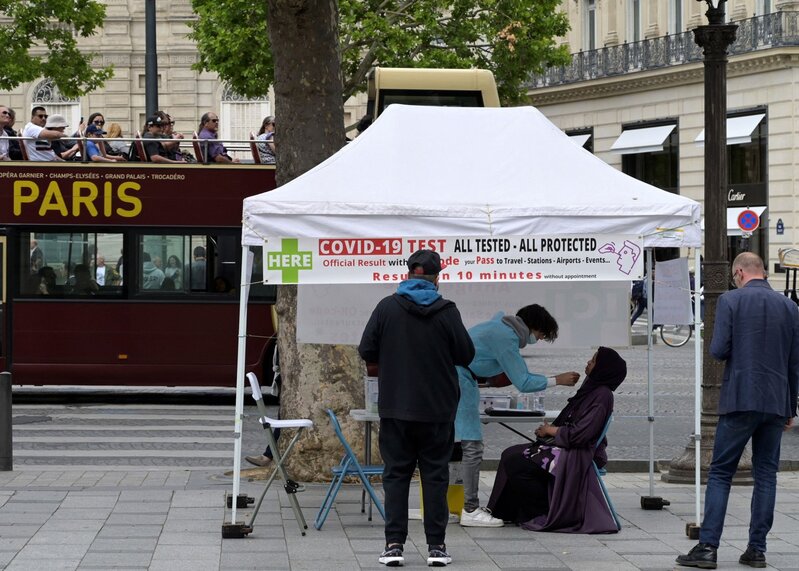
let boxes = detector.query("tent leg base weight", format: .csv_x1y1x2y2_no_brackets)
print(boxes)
222,523,253,538
686,522,700,539
226,494,255,508
641,496,670,510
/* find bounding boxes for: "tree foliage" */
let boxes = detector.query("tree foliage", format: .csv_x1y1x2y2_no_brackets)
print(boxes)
190,0,570,105
0,0,113,98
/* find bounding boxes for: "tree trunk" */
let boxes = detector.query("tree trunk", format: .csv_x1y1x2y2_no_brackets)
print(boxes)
266,0,367,481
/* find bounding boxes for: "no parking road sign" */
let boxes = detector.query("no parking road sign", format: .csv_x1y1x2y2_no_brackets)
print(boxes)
737,209,760,233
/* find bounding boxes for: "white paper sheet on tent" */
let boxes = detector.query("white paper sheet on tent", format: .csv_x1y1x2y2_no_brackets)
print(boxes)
652,258,693,326
694,113,766,146
242,106,701,250
610,124,676,154
297,282,630,348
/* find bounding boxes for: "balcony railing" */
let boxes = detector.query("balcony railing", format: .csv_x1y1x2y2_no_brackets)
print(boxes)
529,11,799,88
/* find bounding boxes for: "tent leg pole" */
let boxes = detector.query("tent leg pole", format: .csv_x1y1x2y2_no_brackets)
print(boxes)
688,248,703,539
641,249,670,511
225,246,252,533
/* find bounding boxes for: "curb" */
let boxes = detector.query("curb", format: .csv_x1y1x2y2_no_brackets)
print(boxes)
482,458,799,472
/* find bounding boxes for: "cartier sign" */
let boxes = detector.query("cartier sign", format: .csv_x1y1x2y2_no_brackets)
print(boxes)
727,183,766,208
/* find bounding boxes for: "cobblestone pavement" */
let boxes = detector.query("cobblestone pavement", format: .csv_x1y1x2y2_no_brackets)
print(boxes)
0,468,797,570
10,339,799,470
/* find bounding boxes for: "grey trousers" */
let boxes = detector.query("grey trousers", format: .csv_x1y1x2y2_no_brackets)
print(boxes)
461,440,484,512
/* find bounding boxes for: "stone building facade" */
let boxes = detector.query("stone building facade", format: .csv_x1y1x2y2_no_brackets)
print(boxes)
529,0,799,273
0,0,366,147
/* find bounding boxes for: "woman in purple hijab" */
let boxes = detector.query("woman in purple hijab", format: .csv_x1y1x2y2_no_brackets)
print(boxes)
486,346,626,534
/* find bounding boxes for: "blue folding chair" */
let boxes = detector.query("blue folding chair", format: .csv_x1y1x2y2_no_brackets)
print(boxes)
593,414,622,531
314,409,385,529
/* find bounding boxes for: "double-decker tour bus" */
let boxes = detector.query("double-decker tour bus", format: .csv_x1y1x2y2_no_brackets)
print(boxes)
3,68,499,388
366,67,501,119
0,160,277,386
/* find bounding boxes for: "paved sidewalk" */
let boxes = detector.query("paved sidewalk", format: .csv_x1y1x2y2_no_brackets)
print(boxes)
0,469,798,570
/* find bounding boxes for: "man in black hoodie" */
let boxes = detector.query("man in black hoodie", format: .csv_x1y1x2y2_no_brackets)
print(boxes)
359,249,475,567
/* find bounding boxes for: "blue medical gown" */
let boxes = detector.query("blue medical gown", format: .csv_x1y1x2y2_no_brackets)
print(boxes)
454,312,548,441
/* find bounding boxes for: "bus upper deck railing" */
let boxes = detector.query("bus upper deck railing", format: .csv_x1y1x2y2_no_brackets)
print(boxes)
1,135,275,165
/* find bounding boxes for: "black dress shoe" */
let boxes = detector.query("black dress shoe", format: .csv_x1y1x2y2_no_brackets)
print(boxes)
739,546,766,568
676,543,718,569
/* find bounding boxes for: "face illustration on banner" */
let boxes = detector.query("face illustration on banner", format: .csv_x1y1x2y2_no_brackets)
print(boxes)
598,240,641,275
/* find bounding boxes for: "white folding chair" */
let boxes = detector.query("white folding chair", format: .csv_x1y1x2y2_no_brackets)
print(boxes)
242,372,313,535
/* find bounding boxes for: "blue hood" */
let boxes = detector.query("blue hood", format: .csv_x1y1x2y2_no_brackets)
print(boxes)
396,279,441,306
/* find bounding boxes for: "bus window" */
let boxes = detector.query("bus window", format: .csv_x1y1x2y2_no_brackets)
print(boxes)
137,233,241,294
248,246,277,302
366,67,500,119
139,234,194,292
19,231,124,296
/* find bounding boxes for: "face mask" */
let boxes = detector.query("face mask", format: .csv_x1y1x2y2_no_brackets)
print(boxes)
528,335,538,345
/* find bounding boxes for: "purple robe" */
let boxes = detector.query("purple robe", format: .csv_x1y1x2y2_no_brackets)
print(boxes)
488,346,626,535
521,387,617,534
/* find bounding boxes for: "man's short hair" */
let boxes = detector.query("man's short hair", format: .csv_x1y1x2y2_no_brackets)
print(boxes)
142,252,152,262
31,106,46,118
733,252,766,276
194,246,206,258
516,304,559,342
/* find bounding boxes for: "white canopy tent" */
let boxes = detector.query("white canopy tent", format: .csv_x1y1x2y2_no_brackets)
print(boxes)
230,105,703,527
242,105,699,246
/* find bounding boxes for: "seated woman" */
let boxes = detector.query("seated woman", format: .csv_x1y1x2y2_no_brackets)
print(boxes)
486,346,626,534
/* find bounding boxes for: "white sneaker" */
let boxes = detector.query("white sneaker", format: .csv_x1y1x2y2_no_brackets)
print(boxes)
459,507,504,527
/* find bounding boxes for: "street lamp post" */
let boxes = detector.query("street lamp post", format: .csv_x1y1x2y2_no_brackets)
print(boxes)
145,0,159,118
664,1,750,484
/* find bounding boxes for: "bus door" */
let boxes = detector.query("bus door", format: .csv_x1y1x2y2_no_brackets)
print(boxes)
0,235,6,371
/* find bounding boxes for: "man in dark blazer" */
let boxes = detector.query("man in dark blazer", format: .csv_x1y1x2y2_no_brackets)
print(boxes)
678,252,799,570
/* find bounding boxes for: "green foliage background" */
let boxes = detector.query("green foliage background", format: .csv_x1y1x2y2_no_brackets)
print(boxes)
0,0,112,98
190,0,570,105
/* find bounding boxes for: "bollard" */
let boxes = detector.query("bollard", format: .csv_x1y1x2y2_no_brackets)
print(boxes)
0,372,12,471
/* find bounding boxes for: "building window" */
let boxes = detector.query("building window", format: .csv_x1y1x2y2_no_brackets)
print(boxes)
220,85,270,162
584,0,597,51
669,0,683,35
31,78,80,130
727,112,768,265
616,122,679,194
756,0,772,15
566,128,593,153
629,0,642,42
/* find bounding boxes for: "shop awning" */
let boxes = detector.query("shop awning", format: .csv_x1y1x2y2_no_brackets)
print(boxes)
568,133,591,148
610,124,676,154
694,113,766,146
700,206,767,236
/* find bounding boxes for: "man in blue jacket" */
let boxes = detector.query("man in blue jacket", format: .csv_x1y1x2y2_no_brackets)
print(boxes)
678,252,799,570
359,249,475,567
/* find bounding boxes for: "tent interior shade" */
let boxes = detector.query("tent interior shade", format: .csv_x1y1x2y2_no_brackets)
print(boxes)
242,105,701,249
610,124,676,154
694,113,765,146
568,133,591,148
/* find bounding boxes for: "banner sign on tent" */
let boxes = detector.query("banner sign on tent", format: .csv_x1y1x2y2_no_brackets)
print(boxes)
261,234,643,284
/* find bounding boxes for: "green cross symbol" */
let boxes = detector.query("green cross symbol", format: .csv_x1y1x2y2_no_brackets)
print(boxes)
266,238,313,283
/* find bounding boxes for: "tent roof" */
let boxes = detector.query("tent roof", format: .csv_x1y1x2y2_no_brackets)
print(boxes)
242,105,700,248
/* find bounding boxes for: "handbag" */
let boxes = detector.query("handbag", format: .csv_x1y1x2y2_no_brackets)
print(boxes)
525,442,562,474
